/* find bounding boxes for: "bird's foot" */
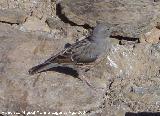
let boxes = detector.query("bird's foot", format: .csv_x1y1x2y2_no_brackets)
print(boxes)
78,75,98,92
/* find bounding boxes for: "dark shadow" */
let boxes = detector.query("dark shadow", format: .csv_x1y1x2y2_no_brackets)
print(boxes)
56,3,92,29
56,3,77,26
64,43,72,48
110,35,140,45
125,112,160,116
29,63,78,77
110,35,139,41
154,0,160,2
46,66,79,77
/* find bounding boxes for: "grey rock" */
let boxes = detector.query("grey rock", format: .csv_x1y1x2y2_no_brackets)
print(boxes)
0,22,160,116
0,0,160,115
59,0,160,38
46,17,66,30
0,9,27,24
0,23,105,115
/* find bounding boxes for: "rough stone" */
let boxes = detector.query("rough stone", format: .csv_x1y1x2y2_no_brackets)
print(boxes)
21,17,50,32
140,27,160,43
0,0,160,116
0,21,160,115
60,0,160,38
46,17,66,30
0,23,105,116
0,9,27,24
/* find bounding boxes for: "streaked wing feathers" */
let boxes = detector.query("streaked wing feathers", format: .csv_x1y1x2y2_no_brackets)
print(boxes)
44,38,93,64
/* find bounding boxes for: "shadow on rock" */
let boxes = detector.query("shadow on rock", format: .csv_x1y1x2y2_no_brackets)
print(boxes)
125,112,160,116
46,66,79,77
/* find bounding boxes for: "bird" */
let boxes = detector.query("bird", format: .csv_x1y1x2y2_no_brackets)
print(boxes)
28,23,113,75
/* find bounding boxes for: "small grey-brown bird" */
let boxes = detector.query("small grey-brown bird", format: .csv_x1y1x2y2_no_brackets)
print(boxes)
28,23,112,75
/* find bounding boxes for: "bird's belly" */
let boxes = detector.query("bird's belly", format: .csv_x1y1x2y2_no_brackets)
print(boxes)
76,54,97,63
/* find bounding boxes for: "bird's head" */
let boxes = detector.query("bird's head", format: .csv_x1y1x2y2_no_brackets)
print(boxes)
91,22,113,41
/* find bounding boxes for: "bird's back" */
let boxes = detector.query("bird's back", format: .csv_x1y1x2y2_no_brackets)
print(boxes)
45,37,98,64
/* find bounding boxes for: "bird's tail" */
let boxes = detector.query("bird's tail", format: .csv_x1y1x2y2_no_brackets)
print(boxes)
28,62,58,75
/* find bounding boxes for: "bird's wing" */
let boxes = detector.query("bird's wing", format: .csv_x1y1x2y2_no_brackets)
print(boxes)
44,38,94,64
71,40,97,63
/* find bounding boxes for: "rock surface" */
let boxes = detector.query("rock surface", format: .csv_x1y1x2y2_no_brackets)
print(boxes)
0,9,27,24
60,0,160,38
21,17,50,32
0,23,105,116
140,27,160,43
0,0,160,116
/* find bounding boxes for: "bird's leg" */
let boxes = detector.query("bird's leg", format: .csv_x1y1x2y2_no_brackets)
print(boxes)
77,62,99,72
32,73,41,87
78,64,91,72
81,75,97,90
77,54,109,73
85,54,109,72
77,69,97,91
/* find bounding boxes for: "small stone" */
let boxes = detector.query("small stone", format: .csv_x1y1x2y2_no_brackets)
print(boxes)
140,27,160,43
46,17,65,30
